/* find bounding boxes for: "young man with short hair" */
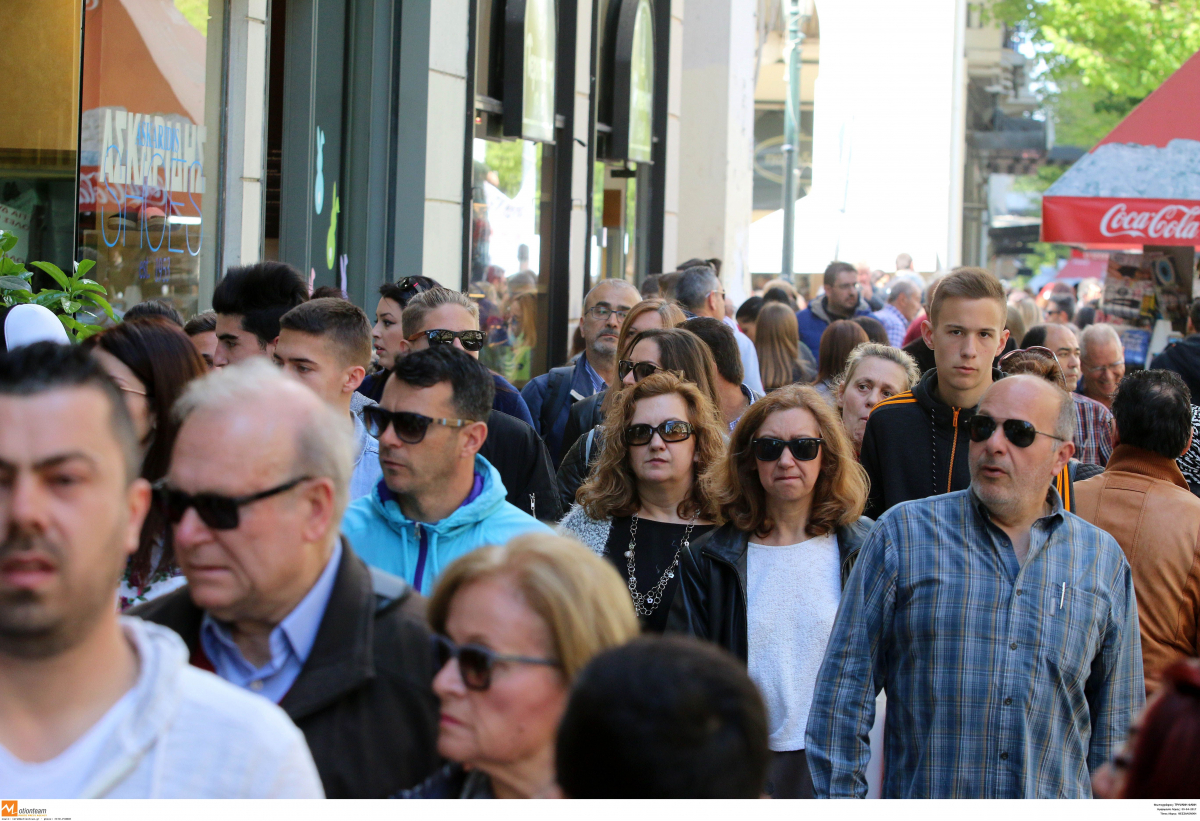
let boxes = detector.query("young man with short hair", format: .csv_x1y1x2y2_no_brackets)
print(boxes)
275,297,382,499
860,267,1010,518
211,261,309,367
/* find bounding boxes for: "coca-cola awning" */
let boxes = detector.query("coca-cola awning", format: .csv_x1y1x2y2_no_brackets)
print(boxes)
1042,49,1200,245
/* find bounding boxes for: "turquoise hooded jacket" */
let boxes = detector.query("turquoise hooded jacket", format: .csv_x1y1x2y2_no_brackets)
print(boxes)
341,454,552,594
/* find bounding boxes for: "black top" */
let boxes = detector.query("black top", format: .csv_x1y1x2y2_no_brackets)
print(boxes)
603,516,715,633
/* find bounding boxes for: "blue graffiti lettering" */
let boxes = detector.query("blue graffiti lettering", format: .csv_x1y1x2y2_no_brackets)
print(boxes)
185,160,203,257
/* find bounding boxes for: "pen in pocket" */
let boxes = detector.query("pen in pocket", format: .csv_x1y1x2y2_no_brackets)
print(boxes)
1059,582,1065,610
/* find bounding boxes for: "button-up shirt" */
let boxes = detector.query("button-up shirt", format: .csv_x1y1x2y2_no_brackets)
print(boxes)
1072,392,1114,467
806,488,1143,798
580,354,607,394
200,540,343,703
872,303,910,348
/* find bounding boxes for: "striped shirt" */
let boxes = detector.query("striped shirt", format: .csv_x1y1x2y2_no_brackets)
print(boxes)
805,488,1143,798
1072,393,1114,467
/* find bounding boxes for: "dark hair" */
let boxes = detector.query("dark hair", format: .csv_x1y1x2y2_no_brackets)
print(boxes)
624,327,721,410
852,315,889,345
389,345,494,421
680,317,743,385
1074,305,1097,330
1122,660,1200,799
124,299,183,327
1020,324,1050,349
1111,369,1192,458
823,261,856,289
674,266,720,313
815,319,869,384
555,635,769,798
640,274,662,299
279,297,373,368
211,261,308,345
378,276,439,308
1190,298,1200,333
762,287,798,311
84,320,207,584
0,343,138,484
736,296,764,323
310,285,346,300
183,310,217,337
1048,294,1076,322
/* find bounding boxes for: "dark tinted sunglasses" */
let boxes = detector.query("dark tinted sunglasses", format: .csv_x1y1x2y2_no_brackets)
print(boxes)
362,406,474,443
625,420,693,446
752,437,823,462
154,476,311,530
394,276,438,306
967,414,1067,448
407,328,486,352
432,634,559,691
618,360,662,382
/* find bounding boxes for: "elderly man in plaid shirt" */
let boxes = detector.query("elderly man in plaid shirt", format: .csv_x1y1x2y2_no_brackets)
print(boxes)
806,374,1143,798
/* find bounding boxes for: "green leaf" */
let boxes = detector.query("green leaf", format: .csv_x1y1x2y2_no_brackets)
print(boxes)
32,290,68,309
80,291,117,320
0,275,32,291
74,259,96,278
71,281,107,294
29,261,70,290
0,234,16,254
0,258,27,276
60,298,82,314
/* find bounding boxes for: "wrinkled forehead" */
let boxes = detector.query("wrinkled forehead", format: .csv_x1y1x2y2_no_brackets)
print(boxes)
979,376,1059,428
586,282,638,311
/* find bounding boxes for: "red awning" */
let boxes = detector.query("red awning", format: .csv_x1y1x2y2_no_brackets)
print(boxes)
1042,49,1200,246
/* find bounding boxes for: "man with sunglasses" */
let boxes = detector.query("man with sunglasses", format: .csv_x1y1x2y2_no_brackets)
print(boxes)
134,359,440,797
343,346,551,593
521,279,641,465
0,344,323,797
359,277,440,403
809,373,1143,798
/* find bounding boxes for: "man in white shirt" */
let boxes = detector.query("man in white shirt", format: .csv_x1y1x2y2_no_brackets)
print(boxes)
0,343,322,798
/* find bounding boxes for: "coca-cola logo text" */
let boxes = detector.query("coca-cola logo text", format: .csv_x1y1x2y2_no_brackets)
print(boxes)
1100,203,1200,239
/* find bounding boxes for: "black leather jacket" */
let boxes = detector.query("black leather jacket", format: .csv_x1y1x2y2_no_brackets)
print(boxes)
665,517,875,663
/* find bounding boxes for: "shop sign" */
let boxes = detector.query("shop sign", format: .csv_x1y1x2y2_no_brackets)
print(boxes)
609,0,655,163
504,0,557,143
1044,196,1200,246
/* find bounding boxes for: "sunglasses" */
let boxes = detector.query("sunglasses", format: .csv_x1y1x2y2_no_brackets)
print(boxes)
432,634,559,691
154,476,312,531
967,414,1067,448
362,406,475,443
407,328,486,352
394,276,438,305
625,420,693,446
752,437,823,462
618,360,662,382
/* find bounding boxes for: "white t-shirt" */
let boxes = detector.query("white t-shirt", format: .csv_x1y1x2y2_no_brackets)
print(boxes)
746,532,842,751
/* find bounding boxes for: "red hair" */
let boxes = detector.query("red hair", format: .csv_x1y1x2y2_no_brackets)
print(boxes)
1122,659,1200,798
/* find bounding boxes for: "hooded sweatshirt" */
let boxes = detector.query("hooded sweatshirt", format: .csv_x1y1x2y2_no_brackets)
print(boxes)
341,453,552,594
0,618,323,798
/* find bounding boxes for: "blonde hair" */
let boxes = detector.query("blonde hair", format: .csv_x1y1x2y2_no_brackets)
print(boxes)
617,298,687,360
428,533,639,682
755,302,804,391
704,383,867,537
578,371,725,522
836,342,920,403
401,288,481,337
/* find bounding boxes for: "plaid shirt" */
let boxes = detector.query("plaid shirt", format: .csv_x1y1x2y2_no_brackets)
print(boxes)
806,488,1143,798
1072,393,1114,467
872,303,909,348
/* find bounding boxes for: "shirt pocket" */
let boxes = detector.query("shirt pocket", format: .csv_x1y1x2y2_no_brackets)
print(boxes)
1044,584,1105,689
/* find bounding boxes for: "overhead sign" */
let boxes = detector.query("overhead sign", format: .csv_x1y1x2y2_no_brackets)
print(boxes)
503,0,556,143
609,0,654,163
1043,197,1200,246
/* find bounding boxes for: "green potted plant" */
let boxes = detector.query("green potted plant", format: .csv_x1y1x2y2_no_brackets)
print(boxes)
0,230,116,341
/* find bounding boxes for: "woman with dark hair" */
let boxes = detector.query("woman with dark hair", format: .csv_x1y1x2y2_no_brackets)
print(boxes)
84,318,207,608
360,276,440,401
851,315,889,346
558,372,725,633
813,320,868,403
667,384,873,797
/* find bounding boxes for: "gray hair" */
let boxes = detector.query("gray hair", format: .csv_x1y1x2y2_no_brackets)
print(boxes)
1079,322,1122,363
887,278,921,305
173,358,355,520
584,278,640,310
674,266,721,313
1054,384,1077,442
837,342,921,398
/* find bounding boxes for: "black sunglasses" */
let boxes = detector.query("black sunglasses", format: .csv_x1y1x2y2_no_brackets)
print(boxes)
408,328,486,352
362,406,475,443
618,360,662,382
154,476,312,531
625,420,693,446
394,276,438,304
968,414,1067,448
432,634,559,691
752,437,823,462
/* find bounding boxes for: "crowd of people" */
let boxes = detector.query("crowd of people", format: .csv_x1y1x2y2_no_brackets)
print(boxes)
1,256,1199,800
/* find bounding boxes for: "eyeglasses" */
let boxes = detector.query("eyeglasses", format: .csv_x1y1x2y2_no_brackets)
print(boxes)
362,406,475,443
967,414,1067,448
1085,361,1125,377
707,289,727,301
407,328,486,352
154,476,312,531
625,420,693,446
432,634,559,691
585,305,630,322
618,359,662,382
752,437,823,462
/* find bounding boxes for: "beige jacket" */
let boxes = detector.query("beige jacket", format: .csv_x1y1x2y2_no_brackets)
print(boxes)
1075,445,1200,695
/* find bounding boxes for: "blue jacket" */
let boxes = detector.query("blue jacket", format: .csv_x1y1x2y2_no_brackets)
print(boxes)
491,372,535,427
796,295,874,358
342,454,552,594
520,355,601,466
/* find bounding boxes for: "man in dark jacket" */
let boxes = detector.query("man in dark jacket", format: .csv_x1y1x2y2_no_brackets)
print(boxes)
133,361,439,797
796,261,874,356
1150,297,1200,401
860,267,1010,519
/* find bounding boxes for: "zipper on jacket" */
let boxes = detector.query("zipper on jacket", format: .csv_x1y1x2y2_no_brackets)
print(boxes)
946,407,961,493
412,523,429,593
530,493,536,517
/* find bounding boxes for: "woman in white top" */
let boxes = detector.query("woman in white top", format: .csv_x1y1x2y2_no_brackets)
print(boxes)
666,383,873,798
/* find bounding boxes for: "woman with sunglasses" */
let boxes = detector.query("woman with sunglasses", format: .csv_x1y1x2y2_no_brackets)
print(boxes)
84,318,207,609
835,342,920,454
360,277,440,402
401,533,638,798
558,372,725,632
556,327,721,513
667,383,872,797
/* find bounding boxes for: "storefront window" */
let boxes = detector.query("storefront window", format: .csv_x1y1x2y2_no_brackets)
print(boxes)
0,0,83,274
76,0,216,319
